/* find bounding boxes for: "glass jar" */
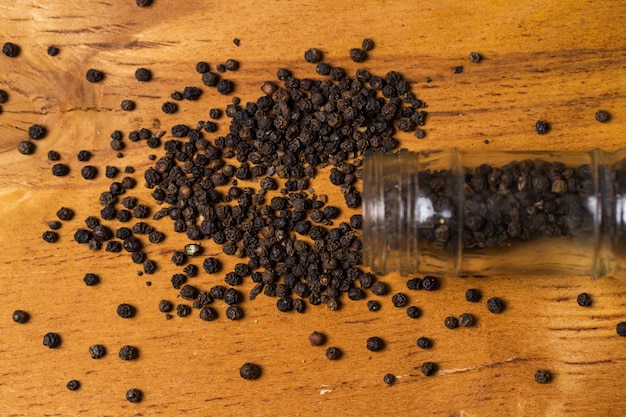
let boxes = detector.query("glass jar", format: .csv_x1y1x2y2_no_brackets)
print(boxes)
362,148,626,277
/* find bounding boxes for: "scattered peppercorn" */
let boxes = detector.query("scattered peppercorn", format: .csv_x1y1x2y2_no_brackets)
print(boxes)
47,45,59,56
117,303,136,318
51,163,69,177
577,293,592,307
367,300,381,312
159,300,173,313
391,292,408,308
28,124,47,140
366,336,385,352
83,273,99,286
304,48,323,63
47,150,61,161
224,59,239,71
459,313,475,327
119,345,138,360
350,48,367,63
383,373,395,385
420,362,437,376
595,110,610,122
535,120,549,134
534,369,551,384
121,99,135,111
42,231,59,243
616,322,626,336
308,331,326,346
422,276,439,291
80,166,97,180
126,388,143,403
468,52,481,62
362,38,375,51
417,337,432,349
176,304,191,317
325,346,342,360
444,316,459,329
49,220,61,230
135,67,152,81
486,297,505,313
406,306,421,319
89,344,106,359
465,288,481,303
43,332,61,348
85,69,104,83
12,310,29,324
161,102,178,114
216,79,233,94
66,380,80,391
240,362,261,380
17,141,35,155
2,42,20,57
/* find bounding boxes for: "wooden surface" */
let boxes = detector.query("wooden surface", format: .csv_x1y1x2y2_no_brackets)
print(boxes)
1,1,626,416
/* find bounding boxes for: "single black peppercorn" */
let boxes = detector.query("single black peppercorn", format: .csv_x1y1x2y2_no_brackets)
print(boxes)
126,388,143,403
183,86,202,100
444,316,459,329
121,99,135,111
454,66,464,74
162,101,178,114
304,48,323,63
367,300,381,312
468,51,482,62
309,331,326,346
117,303,136,318
362,38,375,51
487,297,505,313
12,310,29,324
383,373,395,385
143,259,156,274
366,336,385,352
325,346,342,360
534,369,551,384
465,288,482,303
216,63,226,73
171,251,187,266
89,344,106,359
2,42,20,57
350,48,367,63
86,69,104,83
459,313,475,327
43,332,61,348
83,273,99,286
422,276,439,291
49,220,61,230
224,59,239,71
119,345,138,360
371,281,388,296
57,207,74,221
226,305,243,320
406,306,421,319
203,257,221,274
616,322,626,336
52,163,69,177
66,380,80,391
535,120,549,134
76,150,91,162
577,292,592,307
81,165,97,180
159,300,173,313
196,61,210,73
176,304,192,317
417,337,432,349
180,285,199,300
199,306,217,321
134,67,152,82
47,45,59,56
216,79,233,94
406,278,422,290
47,150,60,161
391,292,408,308
42,231,59,243
240,363,261,380
595,109,610,122
421,362,437,376
18,141,35,155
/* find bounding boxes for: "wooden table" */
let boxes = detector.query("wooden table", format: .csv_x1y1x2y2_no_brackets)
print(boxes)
1,1,625,415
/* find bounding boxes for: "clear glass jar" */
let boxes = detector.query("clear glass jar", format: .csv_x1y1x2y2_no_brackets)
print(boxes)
362,148,626,277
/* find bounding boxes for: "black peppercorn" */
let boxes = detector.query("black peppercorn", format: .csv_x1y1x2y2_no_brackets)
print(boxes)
183,86,202,101
42,231,59,243
325,346,342,360
577,293,592,307
417,337,432,349
422,276,439,291
240,363,261,380
486,297,505,313
143,259,156,274
366,336,385,352
370,281,388,296
367,300,381,312
119,345,138,360
595,110,610,122
85,69,104,83
176,304,191,317
89,344,106,359
383,373,395,385
159,300,173,313
309,331,326,346
304,48,323,63
459,313,475,327
616,322,626,336
465,288,482,303
444,316,459,329
535,120,549,134
350,48,367,63
12,310,29,324
66,380,80,391
52,163,69,177
203,257,221,274
57,207,74,221
47,150,60,161
224,59,239,71
362,38,375,51
406,278,422,290
162,101,178,114
117,303,136,318
171,251,187,266
226,305,243,320
180,285,199,300
420,362,437,377
80,165,97,180
406,306,421,319
216,79,233,94
49,220,61,230
126,388,143,403
2,42,20,57
391,292,408,308
17,141,35,155
468,52,482,62
47,45,59,56
534,369,551,384
199,306,217,321
121,99,135,111
43,332,61,348
83,273,99,286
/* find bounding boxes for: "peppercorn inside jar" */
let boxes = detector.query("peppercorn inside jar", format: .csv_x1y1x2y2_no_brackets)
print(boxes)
362,148,626,278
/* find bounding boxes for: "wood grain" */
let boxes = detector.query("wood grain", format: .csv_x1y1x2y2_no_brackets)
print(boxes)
1,1,626,416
